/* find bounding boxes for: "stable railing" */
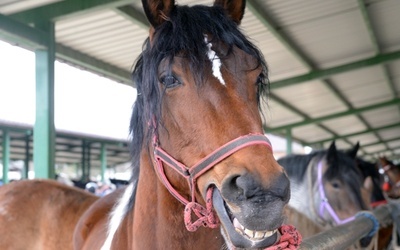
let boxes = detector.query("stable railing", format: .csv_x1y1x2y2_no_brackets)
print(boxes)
300,203,400,249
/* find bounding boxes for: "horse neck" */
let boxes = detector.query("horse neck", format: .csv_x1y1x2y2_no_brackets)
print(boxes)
129,150,223,249
288,158,322,226
387,167,400,184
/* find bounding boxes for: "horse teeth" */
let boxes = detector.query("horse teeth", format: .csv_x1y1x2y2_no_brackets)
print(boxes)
254,231,265,239
233,218,244,230
244,228,254,238
264,229,277,238
232,217,277,241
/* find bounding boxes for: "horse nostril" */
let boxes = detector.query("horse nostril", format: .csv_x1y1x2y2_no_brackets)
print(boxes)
235,174,260,199
221,172,290,203
272,172,291,200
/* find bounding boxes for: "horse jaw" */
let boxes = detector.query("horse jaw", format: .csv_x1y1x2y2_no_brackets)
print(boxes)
212,188,279,249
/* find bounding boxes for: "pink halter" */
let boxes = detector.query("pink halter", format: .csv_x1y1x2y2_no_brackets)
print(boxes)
317,161,355,225
153,133,272,231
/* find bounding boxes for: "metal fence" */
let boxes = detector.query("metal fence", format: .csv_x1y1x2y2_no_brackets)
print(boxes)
300,203,400,249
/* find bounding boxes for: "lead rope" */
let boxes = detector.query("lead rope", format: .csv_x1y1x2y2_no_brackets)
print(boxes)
184,186,219,232
264,225,302,250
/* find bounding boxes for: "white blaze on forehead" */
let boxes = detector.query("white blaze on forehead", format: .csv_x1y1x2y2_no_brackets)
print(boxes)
205,36,225,85
101,182,135,250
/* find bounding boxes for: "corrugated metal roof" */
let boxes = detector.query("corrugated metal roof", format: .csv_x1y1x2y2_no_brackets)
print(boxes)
0,0,399,164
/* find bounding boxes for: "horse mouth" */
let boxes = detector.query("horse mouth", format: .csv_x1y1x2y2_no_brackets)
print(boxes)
212,187,279,249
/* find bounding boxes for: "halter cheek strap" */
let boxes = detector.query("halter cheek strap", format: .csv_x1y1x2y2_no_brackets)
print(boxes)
153,133,272,231
317,161,355,225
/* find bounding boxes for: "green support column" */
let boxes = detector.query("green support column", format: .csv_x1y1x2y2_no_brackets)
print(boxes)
81,140,87,181
286,129,292,155
33,22,55,179
101,143,107,182
23,132,30,179
2,130,10,184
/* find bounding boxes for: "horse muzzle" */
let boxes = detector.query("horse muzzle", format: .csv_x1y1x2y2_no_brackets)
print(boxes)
210,171,290,249
212,187,285,249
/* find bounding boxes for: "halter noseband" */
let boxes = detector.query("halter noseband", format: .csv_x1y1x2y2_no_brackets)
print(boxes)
317,161,355,225
153,133,272,231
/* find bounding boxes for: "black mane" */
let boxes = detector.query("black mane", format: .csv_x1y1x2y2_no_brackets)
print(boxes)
129,4,269,177
277,150,325,182
278,149,368,210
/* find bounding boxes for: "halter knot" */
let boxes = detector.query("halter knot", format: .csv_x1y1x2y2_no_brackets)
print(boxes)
184,187,219,232
265,225,302,250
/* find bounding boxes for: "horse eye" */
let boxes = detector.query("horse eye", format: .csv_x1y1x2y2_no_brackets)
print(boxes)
161,75,181,89
331,181,341,189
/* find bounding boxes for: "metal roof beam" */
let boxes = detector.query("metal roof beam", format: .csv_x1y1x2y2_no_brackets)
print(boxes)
246,0,313,70
358,0,398,154
247,0,365,149
266,93,353,151
307,122,400,146
114,5,149,29
8,0,133,23
361,147,400,161
0,14,132,85
362,137,400,148
267,98,400,133
271,50,400,89
56,44,132,85
0,13,48,49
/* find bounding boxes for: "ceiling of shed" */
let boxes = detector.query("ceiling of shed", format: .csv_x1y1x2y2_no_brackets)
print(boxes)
0,0,399,163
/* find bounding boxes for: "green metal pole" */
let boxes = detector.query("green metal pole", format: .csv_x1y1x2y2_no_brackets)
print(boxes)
33,21,55,179
286,129,292,155
2,130,10,184
23,131,30,179
101,143,107,182
82,140,87,181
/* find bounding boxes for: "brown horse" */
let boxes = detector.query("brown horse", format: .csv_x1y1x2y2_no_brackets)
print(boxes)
0,1,297,249
0,180,98,250
378,156,400,199
73,0,296,249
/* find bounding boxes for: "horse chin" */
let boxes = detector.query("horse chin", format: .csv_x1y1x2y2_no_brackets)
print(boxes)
212,188,279,249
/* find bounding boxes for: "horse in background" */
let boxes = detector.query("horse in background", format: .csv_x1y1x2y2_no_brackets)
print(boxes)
278,141,373,247
0,180,98,250
356,156,386,207
378,156,400,200
73,0,297,248
356,154,395,250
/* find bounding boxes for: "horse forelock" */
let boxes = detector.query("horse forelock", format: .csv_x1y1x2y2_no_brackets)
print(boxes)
325,151,368,209
129,4,268,175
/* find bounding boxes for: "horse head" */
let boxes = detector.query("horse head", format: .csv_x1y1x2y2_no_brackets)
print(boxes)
317,141,370,225
131,0,291,248
378,156,400,199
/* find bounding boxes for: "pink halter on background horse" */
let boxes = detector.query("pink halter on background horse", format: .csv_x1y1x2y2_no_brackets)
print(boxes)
0,0,300,250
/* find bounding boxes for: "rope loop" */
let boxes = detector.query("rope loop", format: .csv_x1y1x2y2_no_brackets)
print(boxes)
183,187,219,232
265,225,302,250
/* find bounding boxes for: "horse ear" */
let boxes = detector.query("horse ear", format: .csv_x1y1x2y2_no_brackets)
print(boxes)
214,0,246,24
346,142,360,159
326,141,338,164
142,0,175,28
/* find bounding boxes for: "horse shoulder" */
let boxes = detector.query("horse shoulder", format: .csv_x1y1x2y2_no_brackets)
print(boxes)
74,187,126,250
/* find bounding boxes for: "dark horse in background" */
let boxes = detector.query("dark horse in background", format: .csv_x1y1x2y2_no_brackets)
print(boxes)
278,142,375,247
0,0,301,249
